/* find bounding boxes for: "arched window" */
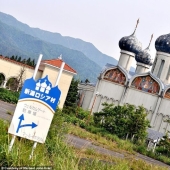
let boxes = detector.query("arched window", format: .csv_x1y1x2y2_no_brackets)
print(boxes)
103,68,126,85
157,59,165,78
6,77,19,91
0,73,5,86
166,65,170,80
131,75,159,94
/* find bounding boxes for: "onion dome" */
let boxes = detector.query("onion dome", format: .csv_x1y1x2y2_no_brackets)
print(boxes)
155,33,170,54
135,34,153,66
119,19,142,54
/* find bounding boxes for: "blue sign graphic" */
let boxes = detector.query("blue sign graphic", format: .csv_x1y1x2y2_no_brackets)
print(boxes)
16,114,37,133
19,76,61,112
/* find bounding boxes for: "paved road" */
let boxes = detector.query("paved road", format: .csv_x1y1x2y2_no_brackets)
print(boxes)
0,100,15,121
66,134,124,158
0,100,169,169
66,134,170,169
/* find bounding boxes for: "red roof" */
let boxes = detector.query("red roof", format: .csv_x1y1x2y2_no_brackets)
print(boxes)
0,56,76,74
42,59,77,74
0,55,35,70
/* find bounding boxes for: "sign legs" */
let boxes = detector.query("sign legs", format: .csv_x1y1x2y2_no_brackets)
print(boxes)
29,142,37,159
8,135,16,152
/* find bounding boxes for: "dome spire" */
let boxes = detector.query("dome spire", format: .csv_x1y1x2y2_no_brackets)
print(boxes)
119,18,142,54
135,34,153,66
132,18,139,35
147,34,153,49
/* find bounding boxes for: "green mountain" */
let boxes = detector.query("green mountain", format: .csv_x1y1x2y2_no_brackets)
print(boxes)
0,12,118,68
0,20,102,82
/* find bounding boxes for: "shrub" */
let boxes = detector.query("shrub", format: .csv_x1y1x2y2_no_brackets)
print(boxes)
76,107,89,120
135,144,147,155
0,88,19,104
79,120,86,128
156,155,170,165
147,150,156,159
93,103,149,141
85,125,107,135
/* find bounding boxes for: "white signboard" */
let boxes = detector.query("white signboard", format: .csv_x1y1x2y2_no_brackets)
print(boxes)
8,76,61,143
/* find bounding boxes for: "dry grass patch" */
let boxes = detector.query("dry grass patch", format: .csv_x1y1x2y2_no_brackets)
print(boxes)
68,124,134,154
73,147,168,170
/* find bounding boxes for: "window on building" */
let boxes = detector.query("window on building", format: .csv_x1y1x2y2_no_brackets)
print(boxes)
151,57,157,73
157,59,165,78
166,65,170,80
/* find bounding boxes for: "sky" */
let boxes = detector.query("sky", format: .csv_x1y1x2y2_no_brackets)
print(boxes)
1,0,170,67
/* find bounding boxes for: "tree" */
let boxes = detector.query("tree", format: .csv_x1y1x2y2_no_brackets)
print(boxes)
93,103,150,141
157,133,170,157
21,58,26,64
128,106,150,140
14,55,18,61
17,56,22,62
85,79,90,83
31,59,35,67
64,78,79,108
6,66,26,91
26,57,31,65
6,55,36,67
10,55,15,60
16,66,26,91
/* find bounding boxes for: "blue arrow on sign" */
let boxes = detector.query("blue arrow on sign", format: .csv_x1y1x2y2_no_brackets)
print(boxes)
16,114,37,133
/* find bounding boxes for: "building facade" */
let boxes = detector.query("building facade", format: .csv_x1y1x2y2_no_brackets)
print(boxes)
0,56,76,108
79,21,170,135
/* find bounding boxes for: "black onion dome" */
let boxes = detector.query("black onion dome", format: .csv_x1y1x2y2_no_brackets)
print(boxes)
119,34,142,54
155,33,170,54
135,48,153,66
119,19,142,54
135,34,153,66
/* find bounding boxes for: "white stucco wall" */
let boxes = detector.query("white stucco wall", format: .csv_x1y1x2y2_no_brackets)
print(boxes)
98,80,124,100
78,84,95,110
118,50,135,72
124,88,158,110
155,98,170,133
135,62,150,74
152,52,170,84
81,91,93,110
0,57,75,109
90,80,125,113
124,88,159,126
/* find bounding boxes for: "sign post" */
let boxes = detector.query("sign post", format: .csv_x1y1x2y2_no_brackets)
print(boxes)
8,54,65,159
9,54,43,152
29,61,65,159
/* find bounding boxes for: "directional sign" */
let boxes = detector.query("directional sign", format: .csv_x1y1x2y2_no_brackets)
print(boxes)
16,114,37,133
8,76,61,143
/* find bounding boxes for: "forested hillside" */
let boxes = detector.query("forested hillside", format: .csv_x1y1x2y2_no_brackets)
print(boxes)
0,12,118,68
0,21,101,82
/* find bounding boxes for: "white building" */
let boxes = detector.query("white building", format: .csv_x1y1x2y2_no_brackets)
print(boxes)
0,56,77,108
79,21,170,135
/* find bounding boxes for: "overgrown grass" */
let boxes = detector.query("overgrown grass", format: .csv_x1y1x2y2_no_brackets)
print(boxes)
63,107,170,166
0,110,168,169
0,111,78,169
6,110,13,115
73,146,168,170
68,123,170,168
68,124,134,154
